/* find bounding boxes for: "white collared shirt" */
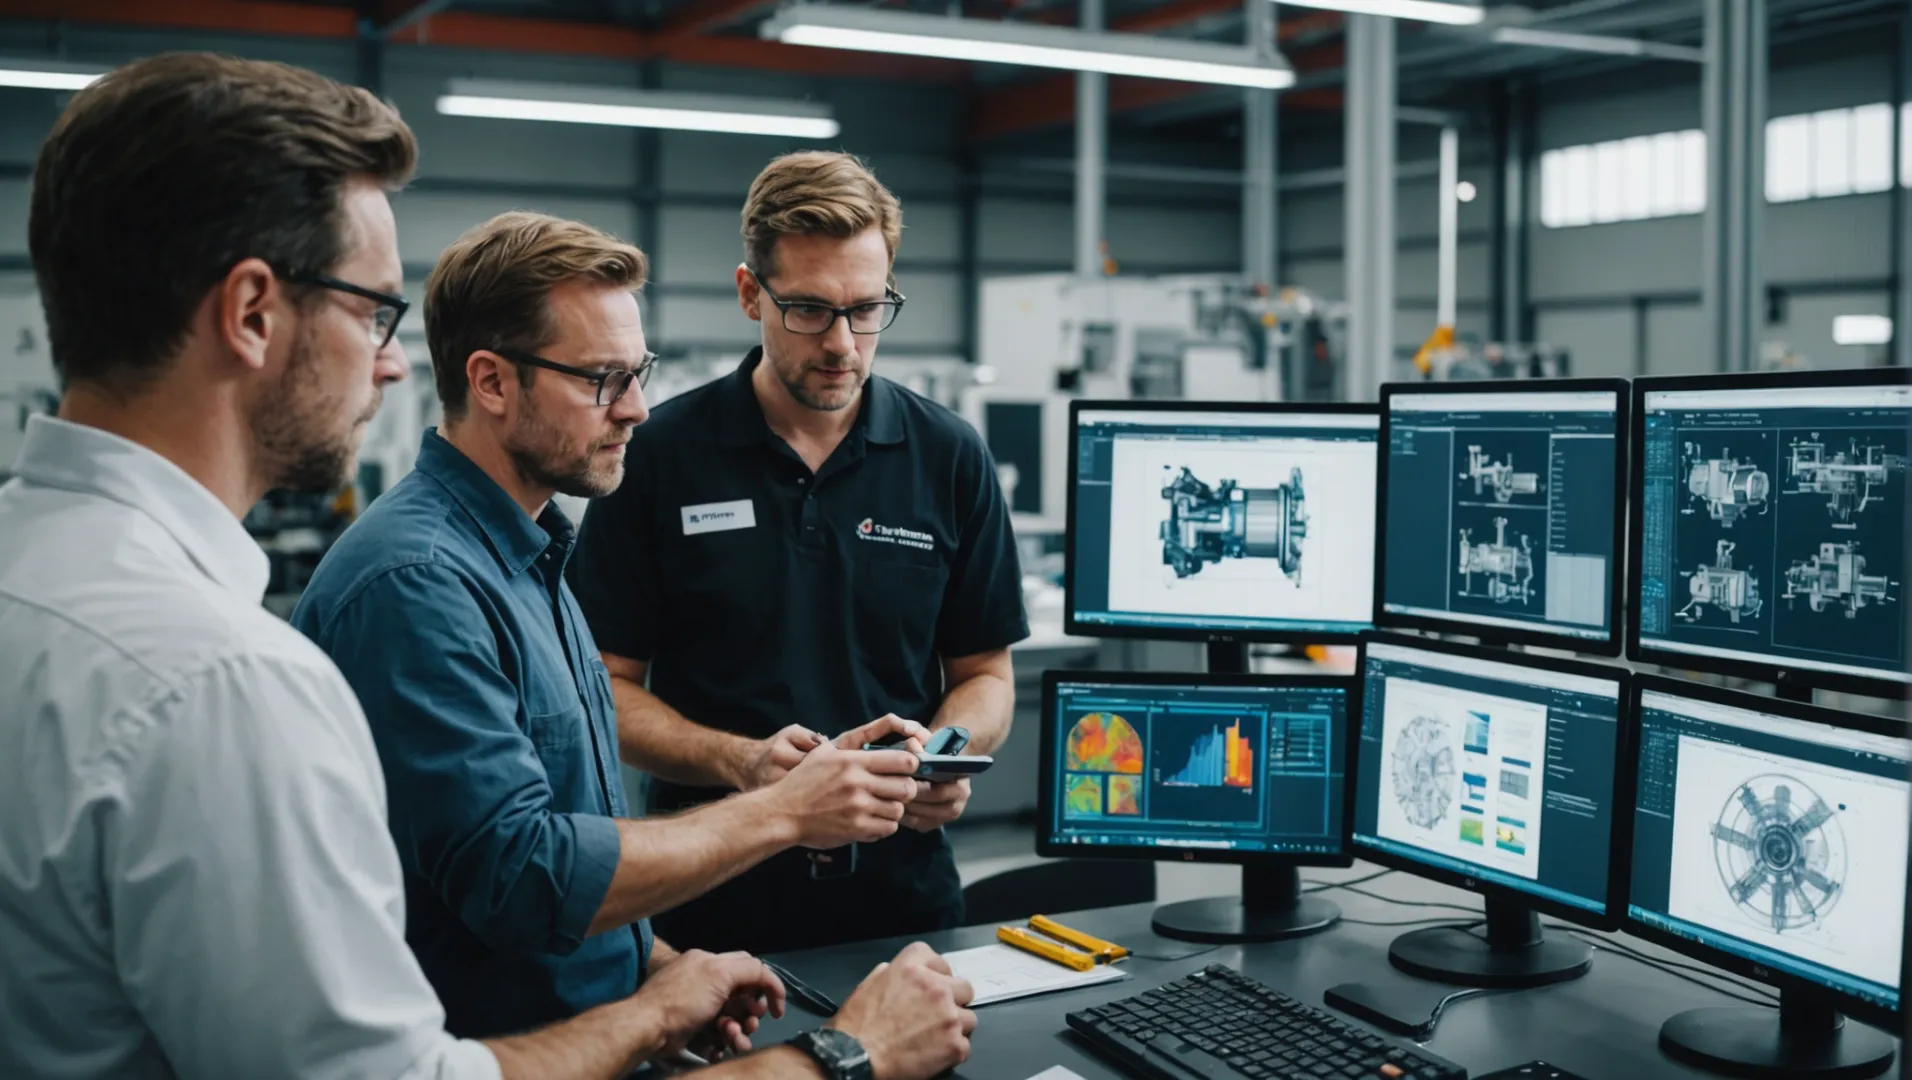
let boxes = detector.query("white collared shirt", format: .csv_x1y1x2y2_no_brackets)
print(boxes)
0,416,499,1080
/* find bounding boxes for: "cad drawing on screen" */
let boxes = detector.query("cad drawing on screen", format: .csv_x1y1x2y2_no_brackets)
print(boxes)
1457,517,1535,605
1782,542,1896,618
1678,539,1763,624
1784,436,1907,527
1391,714,1458,831
1158,465,1308,581
1459,445,1539,504
1710,773,1846,935
1683,442,1771,528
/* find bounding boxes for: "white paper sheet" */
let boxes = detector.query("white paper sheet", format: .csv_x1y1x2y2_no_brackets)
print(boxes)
944,943,1129,1007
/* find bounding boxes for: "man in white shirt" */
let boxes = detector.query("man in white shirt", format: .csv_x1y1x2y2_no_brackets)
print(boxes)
0,52,974,1080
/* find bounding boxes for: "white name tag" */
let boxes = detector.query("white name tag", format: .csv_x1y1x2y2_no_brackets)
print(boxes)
681,499,756,536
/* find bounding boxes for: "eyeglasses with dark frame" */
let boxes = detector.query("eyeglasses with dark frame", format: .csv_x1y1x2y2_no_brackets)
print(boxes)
751,272,906,335
494,346,658,408
282,271,409,350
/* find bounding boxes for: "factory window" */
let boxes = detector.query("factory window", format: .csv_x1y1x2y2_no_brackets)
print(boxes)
1766,102,1895,203
1539,129,1704,228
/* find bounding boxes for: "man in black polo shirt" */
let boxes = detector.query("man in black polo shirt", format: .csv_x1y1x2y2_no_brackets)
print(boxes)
570,151,1027,954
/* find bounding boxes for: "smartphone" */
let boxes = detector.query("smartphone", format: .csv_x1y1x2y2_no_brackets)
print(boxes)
914,754,993,783
922,726,970,756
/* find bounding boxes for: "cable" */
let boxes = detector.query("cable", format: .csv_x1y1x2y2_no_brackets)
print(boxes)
1303,868,1396,894
1127,944,1225,962
1552,930,1778,1008
1330,884,1482,915
1542,923,1779,1001
1426,986,1514,1033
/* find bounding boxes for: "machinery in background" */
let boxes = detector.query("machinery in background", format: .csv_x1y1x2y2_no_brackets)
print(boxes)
1783,541,1895,618
1456,516,1534,605
1678,539,1764,625
1157,465,1308,582
1413,338,1573,382
972,272,1345,535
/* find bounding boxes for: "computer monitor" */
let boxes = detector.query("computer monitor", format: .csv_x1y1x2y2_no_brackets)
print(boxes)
1626,675,1907,1079
1065,400,1380,649
1353,631,1629,988
1377,378,1628,655
1628,369,1912,698
1039,669,1356,943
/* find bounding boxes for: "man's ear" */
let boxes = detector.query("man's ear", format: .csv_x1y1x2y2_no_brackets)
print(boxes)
465,349,514,418
736,264,763,323
217,257,282,372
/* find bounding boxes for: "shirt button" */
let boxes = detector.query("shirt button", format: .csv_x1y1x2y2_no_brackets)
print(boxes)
797,478,807,485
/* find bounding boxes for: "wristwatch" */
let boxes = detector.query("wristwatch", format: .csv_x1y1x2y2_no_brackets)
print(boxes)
785,1027,874,1080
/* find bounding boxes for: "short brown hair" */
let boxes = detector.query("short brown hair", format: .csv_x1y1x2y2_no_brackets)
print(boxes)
741,151,903,280
29,52,416,392
424,211,649,419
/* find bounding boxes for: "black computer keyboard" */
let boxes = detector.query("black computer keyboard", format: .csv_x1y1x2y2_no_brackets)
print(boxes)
1066,964,1468,1080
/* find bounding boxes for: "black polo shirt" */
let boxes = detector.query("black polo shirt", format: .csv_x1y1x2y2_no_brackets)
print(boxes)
569,348,1027,954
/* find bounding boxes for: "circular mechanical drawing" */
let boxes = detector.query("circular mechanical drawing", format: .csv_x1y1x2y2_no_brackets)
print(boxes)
1390,715,1456,830
1710,774,1846,934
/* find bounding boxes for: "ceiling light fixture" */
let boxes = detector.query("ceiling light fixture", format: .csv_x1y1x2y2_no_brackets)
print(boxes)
437,79,840,139
1491,26,1702,63
1832,315,1893,347
761,4,1293,89
0,59,105,91
1267,0,1485,26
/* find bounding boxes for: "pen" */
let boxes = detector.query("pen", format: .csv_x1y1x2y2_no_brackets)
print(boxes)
764,959,840,1017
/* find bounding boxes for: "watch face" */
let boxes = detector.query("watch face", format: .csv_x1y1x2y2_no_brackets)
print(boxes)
800,1028,872,1080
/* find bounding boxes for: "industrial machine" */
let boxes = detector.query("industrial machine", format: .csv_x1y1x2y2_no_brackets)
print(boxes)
1784,436,1907,526
1457,516,1534,605
1783,541,1894,617
1459,445,1539,504
1158,465,1308,582
1683,442,1771,528
1678,539,1763,624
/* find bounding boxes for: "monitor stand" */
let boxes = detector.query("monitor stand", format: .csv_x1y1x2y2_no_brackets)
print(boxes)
1388,898,1592,988
1659,986,1895,1079
1152,862,1342,943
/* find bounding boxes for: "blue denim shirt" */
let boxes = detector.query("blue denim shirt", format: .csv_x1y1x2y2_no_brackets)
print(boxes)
292,430,648,1038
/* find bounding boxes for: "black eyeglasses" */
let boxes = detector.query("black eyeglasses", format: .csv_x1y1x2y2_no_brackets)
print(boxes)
752,273,905,336
282,271,408,349
495,347,658,407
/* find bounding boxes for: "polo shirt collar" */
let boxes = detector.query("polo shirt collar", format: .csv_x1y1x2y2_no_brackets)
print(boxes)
413,428,570,577
716,347,906,450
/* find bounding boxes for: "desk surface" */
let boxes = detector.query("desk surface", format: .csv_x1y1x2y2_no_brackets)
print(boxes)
762,882,1900,1080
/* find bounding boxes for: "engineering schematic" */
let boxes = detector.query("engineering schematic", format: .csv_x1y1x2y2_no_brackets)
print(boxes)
1456,517,1534,605
1710,774,1845,934
1459,446,1539,504
1683,442,1770,528
1391,714,1457,830
1783,541,1895,617
1678,539,1763,624
1784,437,1907,526
1159,466,1308,580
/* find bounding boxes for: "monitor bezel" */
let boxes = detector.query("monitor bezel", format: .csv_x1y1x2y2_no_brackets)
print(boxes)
1625,368,1912,699
1622,673,1910,1032
1372,377,1630,657
1352,630,1634,932
1036,667,1360,868
1063,397,1381,645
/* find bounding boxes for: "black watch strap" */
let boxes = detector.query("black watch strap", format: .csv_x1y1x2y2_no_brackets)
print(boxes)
786,1027,874,1080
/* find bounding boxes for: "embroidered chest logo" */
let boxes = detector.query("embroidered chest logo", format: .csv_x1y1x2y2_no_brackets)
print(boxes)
855,517,935,552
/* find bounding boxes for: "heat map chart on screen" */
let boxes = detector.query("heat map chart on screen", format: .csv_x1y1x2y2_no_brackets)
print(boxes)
1064,713,1146,818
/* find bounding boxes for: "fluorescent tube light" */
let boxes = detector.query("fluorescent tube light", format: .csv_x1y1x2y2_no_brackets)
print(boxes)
1492,26,1702,62
762,4,1293,89
437,79,839,139
0,59,105,91
1833,315,1893,346
1270,0,1485,25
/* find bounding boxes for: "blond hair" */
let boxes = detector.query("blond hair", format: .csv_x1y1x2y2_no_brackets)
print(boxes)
741,151,902,280
425,211,649,418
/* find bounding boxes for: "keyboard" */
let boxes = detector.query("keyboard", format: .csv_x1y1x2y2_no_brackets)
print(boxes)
1066,964,1468,1080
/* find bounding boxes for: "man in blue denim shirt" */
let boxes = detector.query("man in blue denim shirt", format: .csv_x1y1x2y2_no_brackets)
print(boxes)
294,212,927,1043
